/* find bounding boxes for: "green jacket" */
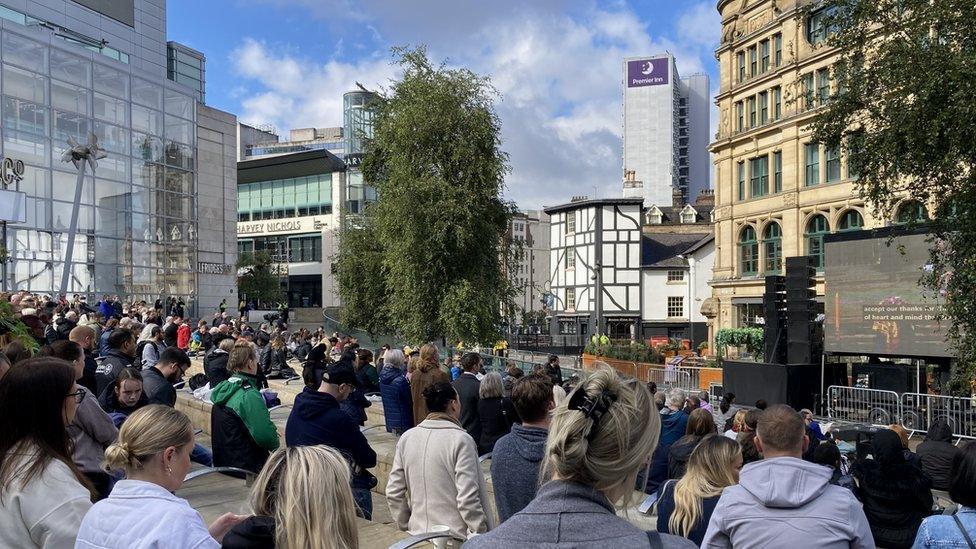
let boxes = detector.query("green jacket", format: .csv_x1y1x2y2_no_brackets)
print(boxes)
210,372,280,452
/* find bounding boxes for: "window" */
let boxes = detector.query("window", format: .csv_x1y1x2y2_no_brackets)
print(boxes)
760,40,770,73
772,86,782,119
803,73,815,110
759,91,768,125
288,235,322,263
737,161,746,200
667,270,684,282
807,6,839,45
763,222,783,274
566,287,576,310
737,51,746,82
895,201,928,224
565,251,575,269
750,155,769,197
748,96,756,128
773,151,783,193
825,145,841,182
739,226,759,276
817,68,831,104
667,296,684,318
566,212,576,234
681,211,696,223
838,210,864,231
558,320,577,335
735,101,744,132
749,46,757,76
774,34,783,66
805,143,820,186
805,215,830,270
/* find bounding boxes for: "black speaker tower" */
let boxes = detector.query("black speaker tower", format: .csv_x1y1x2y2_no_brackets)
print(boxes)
785,256,819,365
763,275,786,364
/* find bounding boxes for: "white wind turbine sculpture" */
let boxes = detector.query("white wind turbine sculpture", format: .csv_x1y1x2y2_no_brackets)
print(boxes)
59,133,107,295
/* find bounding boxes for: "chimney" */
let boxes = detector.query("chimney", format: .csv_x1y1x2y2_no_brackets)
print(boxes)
695,188,715,208
672,186,685,208
570,195,589,203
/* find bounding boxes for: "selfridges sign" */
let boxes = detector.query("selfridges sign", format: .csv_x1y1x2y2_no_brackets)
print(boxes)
238,218,327,235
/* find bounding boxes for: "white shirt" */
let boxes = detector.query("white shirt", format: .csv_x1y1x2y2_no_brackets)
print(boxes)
75,480,218,549
0,447,92,549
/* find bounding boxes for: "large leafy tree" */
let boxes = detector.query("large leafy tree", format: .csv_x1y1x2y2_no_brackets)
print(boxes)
812,0,976,391
237,251,284,308
335,47,517,344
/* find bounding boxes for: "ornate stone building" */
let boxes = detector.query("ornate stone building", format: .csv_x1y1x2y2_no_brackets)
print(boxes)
709,0,926,332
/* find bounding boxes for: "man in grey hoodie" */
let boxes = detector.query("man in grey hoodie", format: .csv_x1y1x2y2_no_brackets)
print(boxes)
701,404,875,549
490,374,554,523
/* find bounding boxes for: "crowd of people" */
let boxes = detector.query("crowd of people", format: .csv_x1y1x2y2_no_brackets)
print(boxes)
0,290,975,548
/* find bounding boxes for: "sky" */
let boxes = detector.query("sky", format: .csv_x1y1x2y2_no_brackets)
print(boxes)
167,0,721,210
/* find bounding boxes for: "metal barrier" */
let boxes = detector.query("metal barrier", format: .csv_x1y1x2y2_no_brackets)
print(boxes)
901,393,976,440
644,367,694,392
827,385,902,426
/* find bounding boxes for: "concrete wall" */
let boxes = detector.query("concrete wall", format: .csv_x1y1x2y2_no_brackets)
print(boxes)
196,104,238,316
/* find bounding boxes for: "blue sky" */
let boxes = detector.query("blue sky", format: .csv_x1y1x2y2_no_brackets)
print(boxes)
167,0,721,209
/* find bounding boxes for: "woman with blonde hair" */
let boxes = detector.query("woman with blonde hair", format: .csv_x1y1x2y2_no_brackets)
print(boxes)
723,409,747,440
75,405,245,547
408,343,449,425
656,435,742,545
465,363,696,548
222,445,359,549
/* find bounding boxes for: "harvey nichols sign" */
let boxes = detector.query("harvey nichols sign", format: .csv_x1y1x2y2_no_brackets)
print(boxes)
238,218,327,236
627,58,669,88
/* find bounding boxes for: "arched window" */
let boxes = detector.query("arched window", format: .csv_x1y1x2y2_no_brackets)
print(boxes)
805,215,830,270
763,222,782,274
739,226,759,276
838,210,864,231
894,201,928,224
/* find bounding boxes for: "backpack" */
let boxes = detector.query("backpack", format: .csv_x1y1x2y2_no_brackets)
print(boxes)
134,340,158,368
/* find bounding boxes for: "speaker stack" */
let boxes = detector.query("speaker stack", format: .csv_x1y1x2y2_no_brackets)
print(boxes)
785,256,819,365
763,275,786,364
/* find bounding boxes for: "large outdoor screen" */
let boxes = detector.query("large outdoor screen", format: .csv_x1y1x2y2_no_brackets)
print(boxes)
824,228,951,358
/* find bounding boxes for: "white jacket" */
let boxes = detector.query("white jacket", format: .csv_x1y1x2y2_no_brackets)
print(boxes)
0,447,92,549
75,480,218,549
386,417,494,537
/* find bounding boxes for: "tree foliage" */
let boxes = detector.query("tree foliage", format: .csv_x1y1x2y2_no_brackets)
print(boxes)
237,251,284,307
335,47,517,344
811,0,976,392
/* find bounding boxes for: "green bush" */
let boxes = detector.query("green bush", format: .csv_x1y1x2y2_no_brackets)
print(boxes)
584,338,664,364
714,328,763,358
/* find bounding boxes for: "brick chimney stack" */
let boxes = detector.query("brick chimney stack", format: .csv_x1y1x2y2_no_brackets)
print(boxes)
672,186,685,208
695,188,715,208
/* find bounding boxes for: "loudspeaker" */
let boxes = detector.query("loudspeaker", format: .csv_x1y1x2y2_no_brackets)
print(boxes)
764,275,786,364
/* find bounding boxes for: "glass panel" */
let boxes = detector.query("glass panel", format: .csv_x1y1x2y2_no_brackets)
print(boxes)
164,141,194,170
131,104,162,134
2,96,47,134
4,129,49,167
164,88,194,120
131,77,162,109
93,121,128,155
165,168,193,194
3,32,47,72
53,110,88,143
50,49,90,86
52,170,94,206
132,132,163,163
94,203,129,238
52,201,94,231
93,92,127,125
51,79,90,116
164,114,193,144
15,163,48,197
132,161,163,191
3,64,47,103
93,63,129,99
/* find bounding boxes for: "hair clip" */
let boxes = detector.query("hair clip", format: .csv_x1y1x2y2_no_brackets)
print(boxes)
569,388,616,425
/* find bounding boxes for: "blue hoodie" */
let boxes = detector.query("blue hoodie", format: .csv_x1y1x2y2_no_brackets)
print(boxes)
491,424,548,523
284,387,376,470
645,408,688,494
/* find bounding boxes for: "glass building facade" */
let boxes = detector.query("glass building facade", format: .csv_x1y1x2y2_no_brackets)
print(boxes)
342,90,377,214
0,5,200,302
237,174,333,221
166,42,205,104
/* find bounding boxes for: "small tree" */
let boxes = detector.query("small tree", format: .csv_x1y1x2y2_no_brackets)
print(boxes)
237,251,283,308
811,0,976,392
335,47,517,344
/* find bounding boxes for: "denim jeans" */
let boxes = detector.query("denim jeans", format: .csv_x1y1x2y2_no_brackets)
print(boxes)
353,487,373,521
190,443,213,467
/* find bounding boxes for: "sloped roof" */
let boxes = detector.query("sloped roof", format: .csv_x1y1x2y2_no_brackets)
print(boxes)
641,232,713,268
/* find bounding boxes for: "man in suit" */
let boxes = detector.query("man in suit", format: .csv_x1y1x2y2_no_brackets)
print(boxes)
453,352,483,446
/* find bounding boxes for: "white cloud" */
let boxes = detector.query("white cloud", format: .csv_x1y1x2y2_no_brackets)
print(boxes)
231,1,720,209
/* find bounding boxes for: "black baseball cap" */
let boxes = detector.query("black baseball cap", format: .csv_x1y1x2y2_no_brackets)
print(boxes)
323,362,360,388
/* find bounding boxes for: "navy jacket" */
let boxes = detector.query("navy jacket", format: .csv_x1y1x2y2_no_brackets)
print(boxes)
285,388,376,470
645,409,688,494
379,366,413,434
656,480,720,546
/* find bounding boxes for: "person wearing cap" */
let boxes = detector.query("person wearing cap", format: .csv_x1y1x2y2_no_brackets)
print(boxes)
286,359,378,520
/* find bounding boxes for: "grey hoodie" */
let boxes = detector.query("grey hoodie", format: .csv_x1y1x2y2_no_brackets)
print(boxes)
701,456,874,549
490,424,548,523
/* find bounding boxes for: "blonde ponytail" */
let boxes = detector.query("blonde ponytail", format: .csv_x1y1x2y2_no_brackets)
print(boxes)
103,405,193,475
668,435,741,538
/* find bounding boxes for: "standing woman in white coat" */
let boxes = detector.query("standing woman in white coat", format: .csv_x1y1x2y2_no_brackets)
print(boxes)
0,357,94,548
387,381,495,538
75,405,245,548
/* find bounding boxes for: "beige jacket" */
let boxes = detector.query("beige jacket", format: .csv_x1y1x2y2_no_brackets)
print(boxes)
386,418,494,537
